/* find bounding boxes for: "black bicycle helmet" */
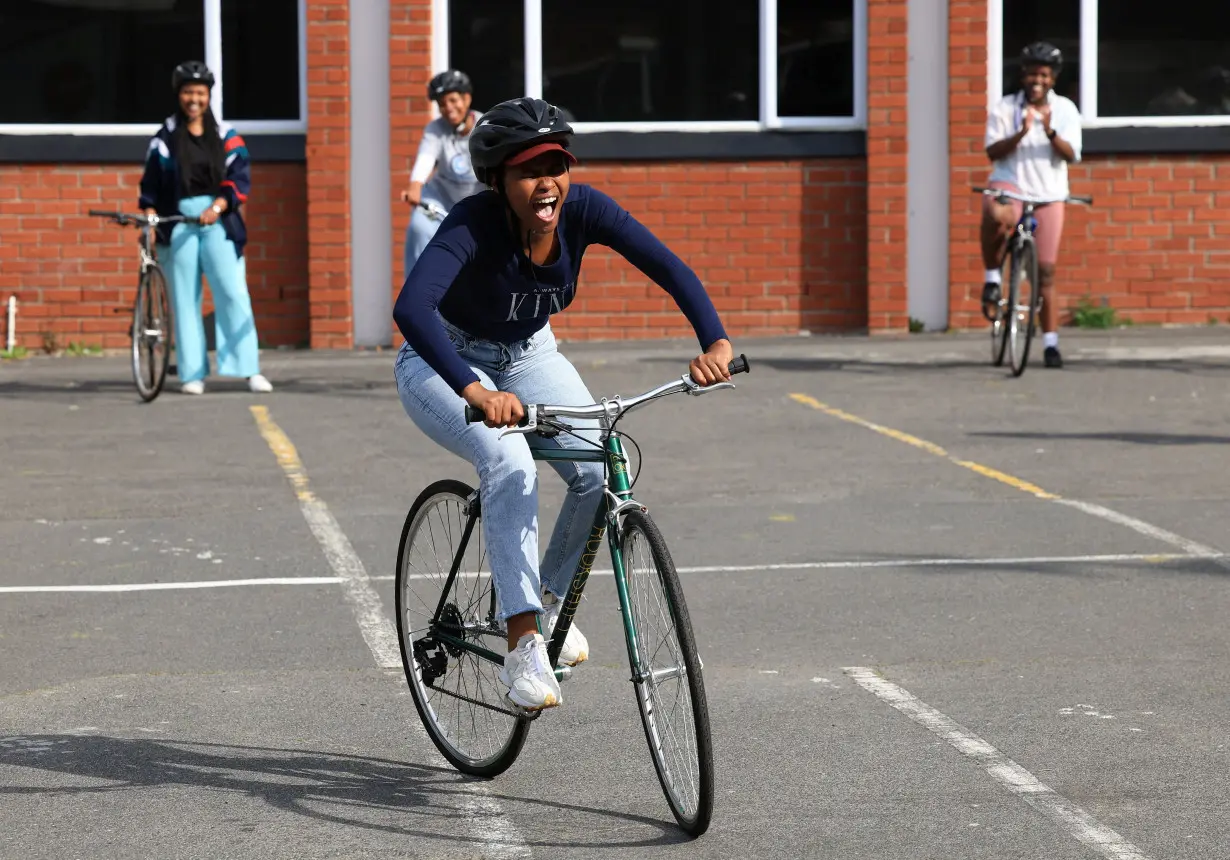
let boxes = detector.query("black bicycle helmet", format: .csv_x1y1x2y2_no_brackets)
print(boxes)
172,60,215,92
428,69,472,101
469,97,574,186
1020,41,1063,70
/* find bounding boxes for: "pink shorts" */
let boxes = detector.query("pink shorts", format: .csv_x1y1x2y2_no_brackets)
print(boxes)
983,180,1065,266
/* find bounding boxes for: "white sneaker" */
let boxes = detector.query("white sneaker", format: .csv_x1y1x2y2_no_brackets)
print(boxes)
542,593,589,666
248,374,273,393
499,633,562,711
181,380,205,395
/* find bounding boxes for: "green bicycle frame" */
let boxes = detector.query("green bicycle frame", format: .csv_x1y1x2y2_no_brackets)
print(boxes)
429,433,649,684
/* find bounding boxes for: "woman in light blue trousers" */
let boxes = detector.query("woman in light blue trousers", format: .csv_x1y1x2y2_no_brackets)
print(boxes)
138,60,271,395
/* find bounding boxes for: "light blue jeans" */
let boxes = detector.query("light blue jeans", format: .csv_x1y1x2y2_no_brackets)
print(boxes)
394,320,605,621
403,199,445,281
163,194,261,384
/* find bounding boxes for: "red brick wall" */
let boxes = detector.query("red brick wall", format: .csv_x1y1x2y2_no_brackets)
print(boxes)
865,0,909,332
948,0,989,329
949,156,1230,328
0,163,308,352
305,0,352,348
550,160,867,341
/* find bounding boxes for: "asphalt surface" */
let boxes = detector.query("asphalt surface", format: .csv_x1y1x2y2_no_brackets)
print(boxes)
2,327,1228,859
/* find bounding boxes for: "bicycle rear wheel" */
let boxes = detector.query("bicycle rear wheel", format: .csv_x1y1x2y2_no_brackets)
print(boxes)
620,510,714,837
1008,238,1040,377
395,479,530,777
132,265,172,402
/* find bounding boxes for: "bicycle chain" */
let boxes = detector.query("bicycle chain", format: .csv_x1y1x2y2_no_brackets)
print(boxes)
426,682,538,720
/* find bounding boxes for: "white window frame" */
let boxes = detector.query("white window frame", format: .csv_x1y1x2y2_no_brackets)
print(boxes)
988,0,1230,128
0,0,307,136
439,0,866,133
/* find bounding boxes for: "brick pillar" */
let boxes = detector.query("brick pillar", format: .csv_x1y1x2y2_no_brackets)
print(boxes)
389,0,435,346
306,0,352,348
865,0,910,332
948,0,989,329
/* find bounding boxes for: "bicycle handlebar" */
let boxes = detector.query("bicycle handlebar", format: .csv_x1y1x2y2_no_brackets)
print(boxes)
971,187,1093,206
88,209,202,226
464,354,750,427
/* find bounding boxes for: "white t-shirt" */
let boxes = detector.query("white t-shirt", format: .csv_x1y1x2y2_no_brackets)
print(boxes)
410,112,486,209
985,91,1082,203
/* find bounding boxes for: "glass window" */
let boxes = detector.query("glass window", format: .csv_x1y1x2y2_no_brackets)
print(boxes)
448,0,524,113
1098,2,1230,117
1001,0,1080,106
221,0,301,121
778,0,855,117
0,0,204,124
541,0,758,123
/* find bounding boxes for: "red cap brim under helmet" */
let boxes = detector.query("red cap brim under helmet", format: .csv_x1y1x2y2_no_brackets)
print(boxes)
504,141,577,167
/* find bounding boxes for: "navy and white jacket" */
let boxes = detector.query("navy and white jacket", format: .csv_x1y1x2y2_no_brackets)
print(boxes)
393,184,729,394
137,116,252,254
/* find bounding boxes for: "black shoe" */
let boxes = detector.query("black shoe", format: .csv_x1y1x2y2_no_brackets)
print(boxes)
1043,346,1063,368
981,282,1001,321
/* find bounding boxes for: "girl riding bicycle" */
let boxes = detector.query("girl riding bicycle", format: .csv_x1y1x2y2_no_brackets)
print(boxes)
979,42,1082,369
399,70,486,280
392,97,735,712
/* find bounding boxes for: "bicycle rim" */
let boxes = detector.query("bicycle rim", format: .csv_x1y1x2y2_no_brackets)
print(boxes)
395,479,529,777
620,510,714,836
132,267,171,402
1008,240,1038,377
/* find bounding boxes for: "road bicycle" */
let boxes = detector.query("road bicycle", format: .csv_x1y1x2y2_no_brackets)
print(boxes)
394,355,750,837
973,187,1093,376
88,210,199,402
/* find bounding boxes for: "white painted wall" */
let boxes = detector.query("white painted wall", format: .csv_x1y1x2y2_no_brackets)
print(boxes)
906,0,949,330
350,0,393,346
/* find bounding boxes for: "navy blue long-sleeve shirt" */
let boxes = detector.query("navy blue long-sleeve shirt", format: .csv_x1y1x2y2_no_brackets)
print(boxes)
393,184,729,394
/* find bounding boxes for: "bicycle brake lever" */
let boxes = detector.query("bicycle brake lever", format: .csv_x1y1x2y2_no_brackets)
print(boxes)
681,375,736,396
497,405,539,438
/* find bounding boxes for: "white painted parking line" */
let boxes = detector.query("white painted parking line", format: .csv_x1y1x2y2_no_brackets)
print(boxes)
4,552,1216,594
248,405,532,860
250,405,401,670
0,577,343,594
844,667,1153,860
790,393,1229,569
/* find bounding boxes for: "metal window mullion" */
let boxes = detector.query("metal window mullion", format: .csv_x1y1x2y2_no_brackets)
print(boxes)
759,0,778,129
986,0,1002,108
1079,0,1098,119
524,0,543,98
204,0,224,119
852,0,867,127
297,0,308,123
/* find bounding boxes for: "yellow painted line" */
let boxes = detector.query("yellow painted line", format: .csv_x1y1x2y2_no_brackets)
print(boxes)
788,393,1059,500
249,405,315,502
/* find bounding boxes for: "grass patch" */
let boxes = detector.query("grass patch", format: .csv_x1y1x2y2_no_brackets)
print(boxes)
1071,295,1122,329
908,317,926,333
0,346,29,360
64,341,103,357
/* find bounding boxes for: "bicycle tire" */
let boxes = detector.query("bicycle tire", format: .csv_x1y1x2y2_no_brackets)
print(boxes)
620,509,714,837
1008,238,1039,377
132,265,172,402
991,307,1008,367
395,479,530,777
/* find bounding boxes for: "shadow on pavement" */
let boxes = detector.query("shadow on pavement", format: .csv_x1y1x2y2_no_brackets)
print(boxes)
0,735,688,849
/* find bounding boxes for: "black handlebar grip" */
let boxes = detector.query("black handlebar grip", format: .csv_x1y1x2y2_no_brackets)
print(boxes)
728,354,750,375
87,209,113,217
464,405,531,427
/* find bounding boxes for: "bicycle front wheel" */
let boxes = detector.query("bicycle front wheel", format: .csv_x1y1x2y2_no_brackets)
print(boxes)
132,265,172,402
1008,238,1039,377
620,510,714,837
395,479,530,777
